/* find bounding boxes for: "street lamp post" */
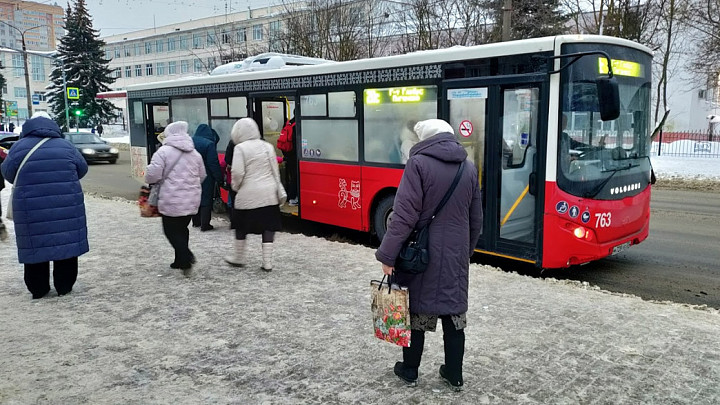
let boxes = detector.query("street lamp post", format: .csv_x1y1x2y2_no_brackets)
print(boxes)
0,22,45,119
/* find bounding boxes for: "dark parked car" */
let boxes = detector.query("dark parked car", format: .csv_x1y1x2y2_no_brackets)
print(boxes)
64,132,119,164
0,131,18,149
0,132,18,161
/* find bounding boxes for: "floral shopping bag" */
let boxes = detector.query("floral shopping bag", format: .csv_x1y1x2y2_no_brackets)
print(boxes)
371,274,411,347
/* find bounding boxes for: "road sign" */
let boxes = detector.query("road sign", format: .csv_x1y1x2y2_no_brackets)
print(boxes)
32,94,40,105
67,87,80,99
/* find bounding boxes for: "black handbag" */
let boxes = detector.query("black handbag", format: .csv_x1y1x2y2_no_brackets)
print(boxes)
395,160,466,274
212,184,228,214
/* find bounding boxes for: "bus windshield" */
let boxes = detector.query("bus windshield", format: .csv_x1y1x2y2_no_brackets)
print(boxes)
558,43,652,199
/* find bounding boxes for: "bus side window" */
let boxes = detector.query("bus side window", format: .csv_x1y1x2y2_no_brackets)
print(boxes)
363,86,438,165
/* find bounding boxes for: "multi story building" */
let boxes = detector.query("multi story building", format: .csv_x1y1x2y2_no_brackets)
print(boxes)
0,0,64,122
102,5,285,90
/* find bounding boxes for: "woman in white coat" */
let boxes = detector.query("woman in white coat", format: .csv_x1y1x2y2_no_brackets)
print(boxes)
224,118,286,271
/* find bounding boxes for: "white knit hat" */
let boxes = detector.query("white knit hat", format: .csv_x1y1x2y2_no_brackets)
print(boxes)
414,119,454,141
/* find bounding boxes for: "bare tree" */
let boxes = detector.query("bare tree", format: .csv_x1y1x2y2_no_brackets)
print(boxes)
686,0,720,84
274,0,387,61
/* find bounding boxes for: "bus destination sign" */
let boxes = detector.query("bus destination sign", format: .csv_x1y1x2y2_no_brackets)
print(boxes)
365,87,425,104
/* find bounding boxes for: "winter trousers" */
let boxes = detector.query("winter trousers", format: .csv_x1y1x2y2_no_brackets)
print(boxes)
228,190,237,229
403,315,465,384
162,215,193,267
24,256,78,299
192,205,213,230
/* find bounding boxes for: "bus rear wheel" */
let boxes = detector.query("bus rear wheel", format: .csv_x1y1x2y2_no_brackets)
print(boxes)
373,194,395,242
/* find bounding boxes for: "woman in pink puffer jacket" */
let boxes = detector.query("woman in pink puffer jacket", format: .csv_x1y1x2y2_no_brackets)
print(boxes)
145,121,206,274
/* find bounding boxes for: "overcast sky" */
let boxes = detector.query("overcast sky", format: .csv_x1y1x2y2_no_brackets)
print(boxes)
83,0,275,37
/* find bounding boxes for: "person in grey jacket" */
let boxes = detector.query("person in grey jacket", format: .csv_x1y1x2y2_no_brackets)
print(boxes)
375,119,483,391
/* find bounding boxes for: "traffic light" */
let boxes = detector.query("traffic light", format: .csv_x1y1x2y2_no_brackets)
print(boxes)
72,106,83,117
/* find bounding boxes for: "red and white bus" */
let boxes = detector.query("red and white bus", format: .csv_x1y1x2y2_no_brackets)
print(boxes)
126,35,653,268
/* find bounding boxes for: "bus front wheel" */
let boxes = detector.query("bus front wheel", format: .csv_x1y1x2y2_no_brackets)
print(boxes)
373,194,395,242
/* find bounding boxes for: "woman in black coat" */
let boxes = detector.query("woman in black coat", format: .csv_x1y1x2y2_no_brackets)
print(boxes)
376,119,483,391
191,124,223,231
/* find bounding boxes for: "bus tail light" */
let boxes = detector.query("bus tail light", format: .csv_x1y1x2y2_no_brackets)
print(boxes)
563,222,594,242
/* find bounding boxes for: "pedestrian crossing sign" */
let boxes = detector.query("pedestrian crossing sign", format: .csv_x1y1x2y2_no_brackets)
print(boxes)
67,87,80,99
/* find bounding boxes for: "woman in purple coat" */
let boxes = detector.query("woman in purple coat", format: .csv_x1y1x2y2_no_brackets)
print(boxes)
376,119,483,391
145,121,206,275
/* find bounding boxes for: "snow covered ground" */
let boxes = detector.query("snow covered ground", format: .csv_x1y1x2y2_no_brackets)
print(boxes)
0,131,718,403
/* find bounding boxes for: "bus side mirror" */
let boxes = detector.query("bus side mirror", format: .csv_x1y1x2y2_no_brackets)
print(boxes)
596,77,620,121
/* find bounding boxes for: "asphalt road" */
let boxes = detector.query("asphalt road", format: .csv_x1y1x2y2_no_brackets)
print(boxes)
82,155,720,309
80,152,142,201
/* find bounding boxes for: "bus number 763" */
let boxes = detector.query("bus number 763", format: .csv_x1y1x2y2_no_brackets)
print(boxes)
595,212,612,228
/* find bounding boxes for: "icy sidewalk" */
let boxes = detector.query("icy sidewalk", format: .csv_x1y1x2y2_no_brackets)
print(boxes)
0,193,719,404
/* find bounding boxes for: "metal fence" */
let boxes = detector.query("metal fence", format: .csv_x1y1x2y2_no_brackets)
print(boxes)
653,130,720,157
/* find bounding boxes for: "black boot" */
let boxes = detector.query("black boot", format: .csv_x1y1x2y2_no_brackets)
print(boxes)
441,316,465,391
439,364,463,391
393,362,418,387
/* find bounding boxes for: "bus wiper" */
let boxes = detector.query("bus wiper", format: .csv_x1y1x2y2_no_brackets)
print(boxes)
601,163,638,173
585,163,638,198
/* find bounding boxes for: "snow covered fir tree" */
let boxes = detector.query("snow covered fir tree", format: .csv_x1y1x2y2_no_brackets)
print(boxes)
47,0,117,130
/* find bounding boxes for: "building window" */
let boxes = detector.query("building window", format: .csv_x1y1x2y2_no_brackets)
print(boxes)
146,63,153,76
14,87,27,98
115,47,121,58
12,54,23,77
31,55,45,81
179,35,189,50
156,39,164,52
167,37,176,51
133,43,141,55
269,21,281,35
221,29,231,44
168,61,177,75
124,46,131,57
105,49,112,60
135,64,142,77
145,41,153,54
253,24,263,41
125,65,132,78
181,59,190,73
194,59,204,73
236,28,246,43
207,57,217,71
156,62,165,75
112,67,122,78
207,31,216,46
192,32,204,49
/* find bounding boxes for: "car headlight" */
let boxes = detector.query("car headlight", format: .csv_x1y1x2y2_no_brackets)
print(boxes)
81,148,96,155
109,147,119,154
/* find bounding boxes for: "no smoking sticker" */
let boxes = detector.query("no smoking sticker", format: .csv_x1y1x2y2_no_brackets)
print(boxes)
459,120,473,137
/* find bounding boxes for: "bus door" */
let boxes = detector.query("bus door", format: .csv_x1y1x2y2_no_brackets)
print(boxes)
144,101,169,163
444,79,546,263
249,94,298,212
